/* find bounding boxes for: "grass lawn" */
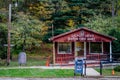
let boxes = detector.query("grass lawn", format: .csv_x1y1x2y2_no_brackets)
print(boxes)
0,60,46,68
10,60,46,67
0,68,74,78
96,68,120,76
1,68,120,78
0,54,50,67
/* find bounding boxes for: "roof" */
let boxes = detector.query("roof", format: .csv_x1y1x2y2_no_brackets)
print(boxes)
49,27,116,42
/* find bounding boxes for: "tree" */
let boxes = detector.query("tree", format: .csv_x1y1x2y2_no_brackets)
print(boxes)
113,0,120,16
85,15,120,53
84,14,114,34
11,12,48,52
0,23,7,59
28,0,71,42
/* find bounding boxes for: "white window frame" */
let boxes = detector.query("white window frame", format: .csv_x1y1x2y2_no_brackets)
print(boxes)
89,42,103,54
57,42,72,54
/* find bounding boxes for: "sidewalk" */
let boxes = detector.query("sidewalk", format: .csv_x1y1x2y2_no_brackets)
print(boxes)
86,68,100,76
0,77,120,80
0,66,74,69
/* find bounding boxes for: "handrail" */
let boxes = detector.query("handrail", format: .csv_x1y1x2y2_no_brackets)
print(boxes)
55,54,108,64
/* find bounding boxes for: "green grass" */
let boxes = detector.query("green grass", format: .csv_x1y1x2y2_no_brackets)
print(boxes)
0,60,46,68
96,68,120,76
0,54,50,67
10,60,46,67
0,69,74,78
0,43,53,67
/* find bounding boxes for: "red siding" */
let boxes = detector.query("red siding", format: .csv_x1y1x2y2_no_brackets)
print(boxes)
51,28,115,42
53,30,112,42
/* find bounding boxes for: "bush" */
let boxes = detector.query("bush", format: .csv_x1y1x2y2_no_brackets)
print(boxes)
114,65,120,72
0,59,6,66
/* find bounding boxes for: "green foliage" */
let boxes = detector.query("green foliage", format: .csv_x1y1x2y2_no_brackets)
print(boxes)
114,65,120,72
0,13,7,23
109,29,120,53
96,68,120,76
85,14,114,34
12,12,48,52
0,23,7,59
108,16,120,53
85,15,120,53
0,59,6,66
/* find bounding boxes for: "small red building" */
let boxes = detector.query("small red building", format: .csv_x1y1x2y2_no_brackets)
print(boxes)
50,27,116,64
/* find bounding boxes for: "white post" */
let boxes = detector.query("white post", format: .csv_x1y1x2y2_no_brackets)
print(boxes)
110,42,112,62
84,42,86,59
53,42,55,64
74,42,77,57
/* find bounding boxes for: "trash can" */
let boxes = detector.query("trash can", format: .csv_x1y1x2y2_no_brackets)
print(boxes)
18,52,26,66
74,58,85,76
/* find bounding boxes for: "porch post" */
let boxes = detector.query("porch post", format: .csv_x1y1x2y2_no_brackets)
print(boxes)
110,42,112,62
102,42,103,54
74,42,77,57
53,42,55,64
84,42,86,59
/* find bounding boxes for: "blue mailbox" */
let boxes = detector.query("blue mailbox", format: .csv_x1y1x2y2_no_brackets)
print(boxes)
74,58,84,76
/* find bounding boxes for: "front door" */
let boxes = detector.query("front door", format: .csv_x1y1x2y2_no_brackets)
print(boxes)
75,42,84,57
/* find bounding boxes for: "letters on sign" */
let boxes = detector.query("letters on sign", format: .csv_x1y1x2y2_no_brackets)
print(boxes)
68,31,95,41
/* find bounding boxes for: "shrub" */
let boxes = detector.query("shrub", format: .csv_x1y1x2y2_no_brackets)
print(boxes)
114,65,120,72
0,59,6,66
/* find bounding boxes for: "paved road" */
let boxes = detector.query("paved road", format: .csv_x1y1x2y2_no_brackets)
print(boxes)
0,77,120,80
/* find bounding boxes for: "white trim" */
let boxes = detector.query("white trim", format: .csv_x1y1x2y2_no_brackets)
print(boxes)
53,42,55,64
110,42,112,62
57,42,72,54
74,42,77,57
84,42,86,59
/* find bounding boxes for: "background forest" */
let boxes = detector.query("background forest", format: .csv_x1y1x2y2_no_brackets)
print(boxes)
0,0,120,60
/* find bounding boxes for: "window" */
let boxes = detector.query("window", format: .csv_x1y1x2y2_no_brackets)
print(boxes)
58,42,71,54
90,42,102,53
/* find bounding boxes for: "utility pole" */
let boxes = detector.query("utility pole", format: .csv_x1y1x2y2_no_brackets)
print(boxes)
7,3,12,66
52,24,54,37
7,0,18,66
112,0,115,17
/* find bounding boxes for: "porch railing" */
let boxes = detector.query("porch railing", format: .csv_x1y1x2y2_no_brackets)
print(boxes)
86,54,108,60
55,54,108,64
55,56,74,64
